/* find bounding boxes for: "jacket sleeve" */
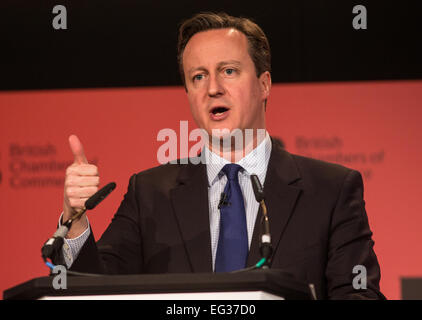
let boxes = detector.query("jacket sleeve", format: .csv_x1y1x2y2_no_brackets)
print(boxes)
70,174,143,275
326,170,386,299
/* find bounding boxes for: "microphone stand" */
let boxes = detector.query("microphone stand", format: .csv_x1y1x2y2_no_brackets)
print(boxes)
249,173,273,268
41,182,116,267
41,209,86,266
258,198,273,268
231,174,273,273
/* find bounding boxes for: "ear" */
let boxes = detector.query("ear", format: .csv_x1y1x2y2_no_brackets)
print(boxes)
259,71,271,100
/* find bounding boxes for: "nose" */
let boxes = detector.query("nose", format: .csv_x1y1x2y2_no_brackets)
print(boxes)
207,73,225,97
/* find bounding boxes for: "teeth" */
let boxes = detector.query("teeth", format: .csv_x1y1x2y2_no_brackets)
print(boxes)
212,108,227,115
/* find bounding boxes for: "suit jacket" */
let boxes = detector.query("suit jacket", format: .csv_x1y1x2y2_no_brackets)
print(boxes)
71,137,385,299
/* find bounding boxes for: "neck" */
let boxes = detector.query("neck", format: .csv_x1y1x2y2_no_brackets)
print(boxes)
207,128,267,163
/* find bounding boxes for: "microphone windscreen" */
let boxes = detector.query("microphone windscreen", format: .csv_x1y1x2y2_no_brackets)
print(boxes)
85,182,116,210
250,174,265,202
53,225,69,238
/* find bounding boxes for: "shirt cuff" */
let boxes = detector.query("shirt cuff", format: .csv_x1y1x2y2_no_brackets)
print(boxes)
58,212,91,268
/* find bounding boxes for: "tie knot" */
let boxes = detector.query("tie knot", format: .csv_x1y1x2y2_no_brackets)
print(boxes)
222,164,243,181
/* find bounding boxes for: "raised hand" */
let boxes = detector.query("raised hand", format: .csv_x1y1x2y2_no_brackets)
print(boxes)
63,135,99,238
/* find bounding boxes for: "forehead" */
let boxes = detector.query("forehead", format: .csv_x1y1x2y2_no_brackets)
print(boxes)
182,28,251,70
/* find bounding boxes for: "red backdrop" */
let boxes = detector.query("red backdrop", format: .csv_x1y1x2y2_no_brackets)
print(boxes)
1,80,421,299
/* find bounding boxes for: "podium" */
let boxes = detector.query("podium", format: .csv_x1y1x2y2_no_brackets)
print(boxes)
4,269,312,300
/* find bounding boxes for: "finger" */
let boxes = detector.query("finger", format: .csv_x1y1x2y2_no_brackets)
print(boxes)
66,164,99,176
65,175,100,187
66,186,99,199
68,197,90,209
69,134,88,165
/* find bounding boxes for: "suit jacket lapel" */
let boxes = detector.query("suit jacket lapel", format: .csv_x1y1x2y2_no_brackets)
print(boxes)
170,161,213,273
247,139,303,267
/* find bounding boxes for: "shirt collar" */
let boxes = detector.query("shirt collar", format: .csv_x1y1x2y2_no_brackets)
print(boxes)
203,131,272,186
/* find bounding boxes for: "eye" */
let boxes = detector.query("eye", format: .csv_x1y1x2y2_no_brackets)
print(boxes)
193,74,204,81
224,68,237,76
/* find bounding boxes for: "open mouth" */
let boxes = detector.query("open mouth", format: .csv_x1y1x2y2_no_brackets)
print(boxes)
210,106,229,116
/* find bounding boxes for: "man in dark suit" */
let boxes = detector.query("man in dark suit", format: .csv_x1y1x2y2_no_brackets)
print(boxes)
60,12,384,299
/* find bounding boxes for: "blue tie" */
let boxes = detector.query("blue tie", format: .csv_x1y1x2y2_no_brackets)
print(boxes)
215,164,248,272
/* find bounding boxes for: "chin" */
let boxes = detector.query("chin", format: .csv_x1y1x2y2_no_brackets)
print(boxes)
208,122,236,133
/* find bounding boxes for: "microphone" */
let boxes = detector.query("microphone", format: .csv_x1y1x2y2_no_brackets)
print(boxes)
250,174,265,202
250,174,273,267
41,182,116,262
218,192,230,209
85,182,116,210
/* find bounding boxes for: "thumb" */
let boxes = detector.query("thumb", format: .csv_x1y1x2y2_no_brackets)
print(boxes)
69,134,88,164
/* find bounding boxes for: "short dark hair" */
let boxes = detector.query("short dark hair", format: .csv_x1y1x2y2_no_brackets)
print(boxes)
177,12,271,86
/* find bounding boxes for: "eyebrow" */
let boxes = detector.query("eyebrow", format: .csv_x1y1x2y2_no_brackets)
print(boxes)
187,60,242,75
